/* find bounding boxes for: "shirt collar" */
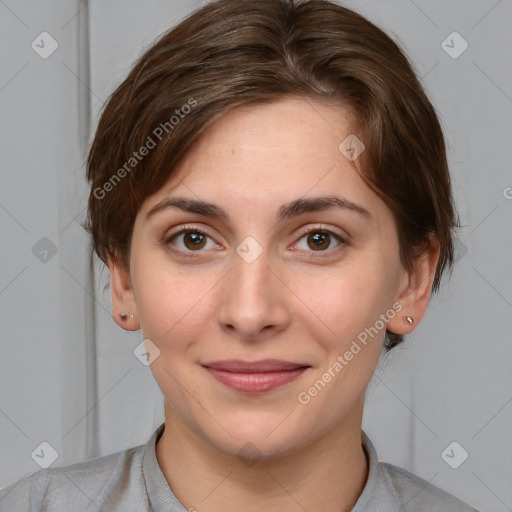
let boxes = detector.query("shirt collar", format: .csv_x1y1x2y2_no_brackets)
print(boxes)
142,422,187,512
352,430,403,511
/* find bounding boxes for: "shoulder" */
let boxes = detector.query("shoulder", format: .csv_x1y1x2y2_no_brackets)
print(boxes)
0,443,147,512
379,461,480,511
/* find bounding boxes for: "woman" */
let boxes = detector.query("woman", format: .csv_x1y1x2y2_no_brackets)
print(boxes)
0,0,480,510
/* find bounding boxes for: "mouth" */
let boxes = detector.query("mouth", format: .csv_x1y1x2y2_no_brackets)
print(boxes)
201,359,311,393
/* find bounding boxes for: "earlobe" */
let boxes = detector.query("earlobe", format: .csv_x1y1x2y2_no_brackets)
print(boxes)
386,238,441,335
107,254,140,331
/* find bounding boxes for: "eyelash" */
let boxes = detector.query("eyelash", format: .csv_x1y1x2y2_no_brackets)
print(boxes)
164,224,347,259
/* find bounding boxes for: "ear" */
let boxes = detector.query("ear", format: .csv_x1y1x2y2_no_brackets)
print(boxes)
386,236,441,336
107,253,140,331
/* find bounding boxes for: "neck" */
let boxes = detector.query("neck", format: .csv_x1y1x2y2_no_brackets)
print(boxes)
155,398,369,512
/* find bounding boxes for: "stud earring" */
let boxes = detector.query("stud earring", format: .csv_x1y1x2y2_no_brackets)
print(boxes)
403,316,414,325
119,312,134,320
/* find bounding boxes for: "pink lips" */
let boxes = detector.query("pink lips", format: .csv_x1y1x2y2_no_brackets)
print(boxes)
202,359,310,393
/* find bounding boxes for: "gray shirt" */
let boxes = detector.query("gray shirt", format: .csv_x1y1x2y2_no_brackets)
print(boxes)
0,422,479,511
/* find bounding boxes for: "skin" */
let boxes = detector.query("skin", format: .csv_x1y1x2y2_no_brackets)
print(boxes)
108,96,440,512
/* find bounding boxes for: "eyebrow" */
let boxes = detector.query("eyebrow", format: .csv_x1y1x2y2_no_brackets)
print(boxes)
146,195,371,223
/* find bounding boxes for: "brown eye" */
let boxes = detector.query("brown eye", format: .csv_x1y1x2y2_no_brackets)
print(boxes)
165,227,219,254
294,227,346,254
307,231,331,251
182,231,207,250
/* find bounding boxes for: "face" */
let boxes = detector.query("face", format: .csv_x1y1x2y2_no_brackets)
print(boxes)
110,96,437,460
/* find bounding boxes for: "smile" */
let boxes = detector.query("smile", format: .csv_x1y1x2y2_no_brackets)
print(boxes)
203,364,310,393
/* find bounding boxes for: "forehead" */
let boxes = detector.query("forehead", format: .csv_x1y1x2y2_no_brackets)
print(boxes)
199,96,353,145
139,96,387,224
191,97,356,165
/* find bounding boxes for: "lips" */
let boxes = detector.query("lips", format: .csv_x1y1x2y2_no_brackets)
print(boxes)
201,359,311,393
201,359,310,373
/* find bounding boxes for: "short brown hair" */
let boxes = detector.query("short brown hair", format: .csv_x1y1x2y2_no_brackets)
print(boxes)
84,0,460,350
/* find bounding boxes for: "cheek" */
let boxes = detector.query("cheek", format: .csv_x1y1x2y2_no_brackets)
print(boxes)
296,270,388,409
134,267,212,402
133,254,221,357
132,254,194,343
301,266,388,348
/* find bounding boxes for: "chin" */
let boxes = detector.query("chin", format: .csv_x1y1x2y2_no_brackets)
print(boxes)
199,414,311,462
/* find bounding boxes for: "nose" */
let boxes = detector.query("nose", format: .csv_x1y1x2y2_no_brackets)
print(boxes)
216,245,290,342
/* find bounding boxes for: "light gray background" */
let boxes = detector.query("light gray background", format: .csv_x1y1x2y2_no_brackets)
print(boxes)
1,1,511,511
